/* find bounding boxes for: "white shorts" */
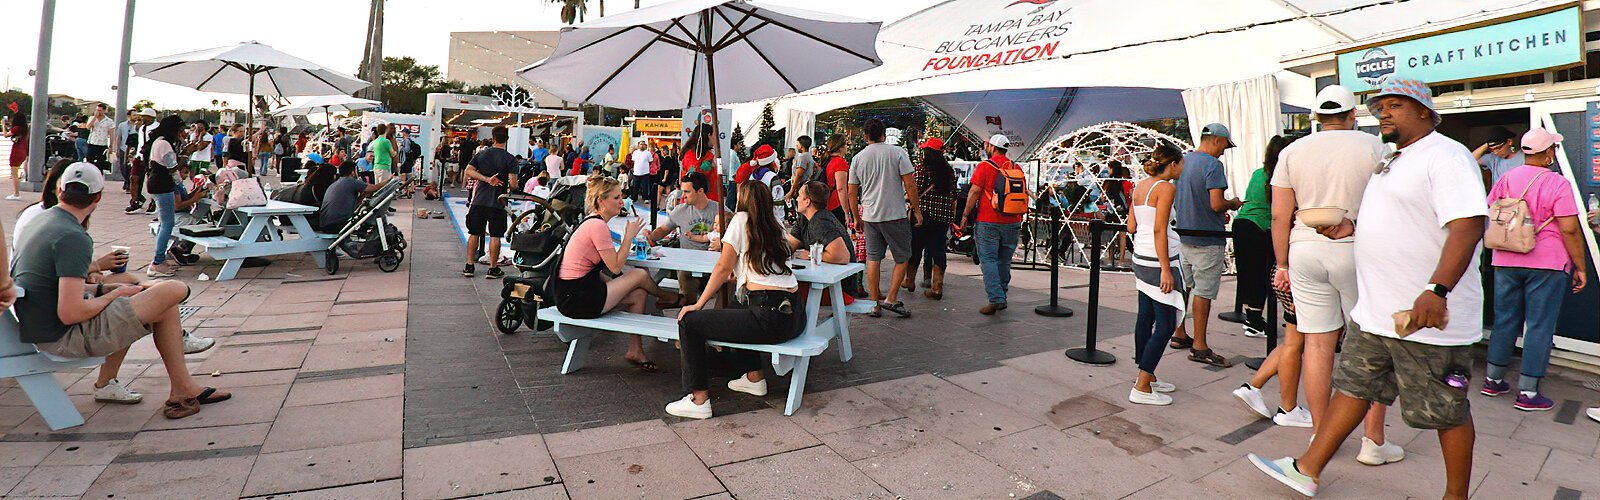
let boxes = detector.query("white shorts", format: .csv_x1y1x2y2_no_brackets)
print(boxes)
1288,240,1359,334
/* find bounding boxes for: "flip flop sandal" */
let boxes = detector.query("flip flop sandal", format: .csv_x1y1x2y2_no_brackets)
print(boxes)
1168,337,1194,350
627,359,662,373
162,398,201,419
869,305,883,318
879,301,912,318
196,387,232,405
1188,348,1233,367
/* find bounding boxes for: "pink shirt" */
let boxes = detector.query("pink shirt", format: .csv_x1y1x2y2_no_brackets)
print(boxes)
1486,165,1578,271
559,218,615,280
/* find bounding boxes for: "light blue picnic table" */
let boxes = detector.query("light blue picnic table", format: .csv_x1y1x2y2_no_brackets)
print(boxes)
178,200,332,281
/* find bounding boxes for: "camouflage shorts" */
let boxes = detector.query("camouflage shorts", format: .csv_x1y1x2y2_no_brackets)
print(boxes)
1331,330,1473,430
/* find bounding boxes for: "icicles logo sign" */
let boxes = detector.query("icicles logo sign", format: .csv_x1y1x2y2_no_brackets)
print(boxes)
1354,48,1397,86
921,1,1072,74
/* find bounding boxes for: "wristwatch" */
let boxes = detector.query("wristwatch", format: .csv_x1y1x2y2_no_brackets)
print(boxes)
1425,283,1450,298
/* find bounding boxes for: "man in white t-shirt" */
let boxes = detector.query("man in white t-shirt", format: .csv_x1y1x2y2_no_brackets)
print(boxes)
1250,78,1486,500
1247,85,1399,461
630,141,654,203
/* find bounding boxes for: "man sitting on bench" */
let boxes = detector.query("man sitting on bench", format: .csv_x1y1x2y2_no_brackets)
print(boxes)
317,162,384,233
11,163,231,419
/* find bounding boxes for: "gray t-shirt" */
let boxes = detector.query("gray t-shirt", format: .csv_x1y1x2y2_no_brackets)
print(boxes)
847,142,915,223
662,200,724,250
320,177,369,229
11,207,94,344
794,151,818,182
1478,152,1525,185
1174,151,1229,246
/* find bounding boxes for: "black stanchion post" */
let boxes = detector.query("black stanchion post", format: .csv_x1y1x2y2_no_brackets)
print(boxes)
1035,206,1074,318
1065,219,1113,365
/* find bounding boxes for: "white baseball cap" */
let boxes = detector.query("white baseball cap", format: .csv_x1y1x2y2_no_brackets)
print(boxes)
987,134,1013,149
1314,85,1357,115
137,108,158,118
61,161,105,194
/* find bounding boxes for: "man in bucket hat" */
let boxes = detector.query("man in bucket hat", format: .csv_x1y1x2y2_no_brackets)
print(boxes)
1249,77,1487,499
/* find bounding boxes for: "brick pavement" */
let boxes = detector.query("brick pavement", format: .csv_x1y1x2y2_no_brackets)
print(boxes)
0,186,1596,498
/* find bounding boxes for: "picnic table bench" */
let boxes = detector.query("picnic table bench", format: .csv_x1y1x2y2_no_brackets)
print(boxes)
154,201,334,280
0,287,103,430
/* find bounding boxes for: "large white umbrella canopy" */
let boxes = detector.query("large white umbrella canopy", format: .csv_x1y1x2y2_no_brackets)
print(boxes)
515,0,883,110
271,95,382,117
132,41,370,128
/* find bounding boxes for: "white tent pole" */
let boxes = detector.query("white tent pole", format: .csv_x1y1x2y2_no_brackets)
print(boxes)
26,0,57,192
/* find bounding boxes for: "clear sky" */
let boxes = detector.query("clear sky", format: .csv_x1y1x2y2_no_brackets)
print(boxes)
0,0,937,111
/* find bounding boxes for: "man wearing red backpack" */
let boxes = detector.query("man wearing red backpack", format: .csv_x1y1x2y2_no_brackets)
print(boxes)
961,134,1032,314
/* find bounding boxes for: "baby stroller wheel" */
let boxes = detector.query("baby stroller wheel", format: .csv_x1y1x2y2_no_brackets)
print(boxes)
324,250,340,275
377,252,401,272
495,299,523,334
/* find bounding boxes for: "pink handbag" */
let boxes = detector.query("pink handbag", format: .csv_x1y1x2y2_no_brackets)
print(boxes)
225,176,268,209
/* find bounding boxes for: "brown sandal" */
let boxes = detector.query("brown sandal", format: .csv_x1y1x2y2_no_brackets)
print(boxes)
163,398,201,419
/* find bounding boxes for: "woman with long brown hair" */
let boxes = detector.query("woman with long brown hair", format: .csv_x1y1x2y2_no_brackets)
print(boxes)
666,182,803,419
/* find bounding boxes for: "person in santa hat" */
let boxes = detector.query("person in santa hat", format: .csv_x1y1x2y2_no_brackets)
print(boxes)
736,144,778,186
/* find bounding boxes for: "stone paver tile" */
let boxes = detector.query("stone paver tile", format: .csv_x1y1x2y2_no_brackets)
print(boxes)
1131,434,1249,483
199,342,312,374
1538,448,1600,493
1000,350,1137,394
142,383,291,431
816,418,947,463
463,484,570,499
85,456,254,500
980,426,1166,498
851,435,1033,499
39,440,127,466
178,368,301,388
1316,453,1489,500
0,467,27,496
882,384,1041,447
258,300,336,316
243,439,403,497
945,366,1099,429
299,339,405,373
122,422,272,457
262,397,402,453
238,311,330,331
0,442,59,468
245,479,401,499
224,329,322,346
672,408,823,467
1121,476,1237,499
8,465,105,497
0,394,103,438
712,445,891,499
331,300,407,316
784,386,902,436
201,315,250,328
1406,428,1550,484
554,440,723,500
285,374,404,407
1468,472,1562,500
337,288,409,304
403,434,560,500
0,405,34,428
855,374,972,410
1511,413,1600,456
545,420,680,460
321,311,408,332
1073,412,1189,457
315,327,406,345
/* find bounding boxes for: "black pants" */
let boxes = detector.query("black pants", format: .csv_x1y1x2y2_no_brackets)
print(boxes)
86,144,108,170
678,290,804,392
909,221,948,271
1233,221,1272,313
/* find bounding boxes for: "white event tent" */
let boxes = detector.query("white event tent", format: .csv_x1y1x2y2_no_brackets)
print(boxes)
734,0,1561,194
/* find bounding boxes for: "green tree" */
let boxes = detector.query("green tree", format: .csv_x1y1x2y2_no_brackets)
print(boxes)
755,102,784,153
377,56,467,114
0,90,32,121
550,0,588,24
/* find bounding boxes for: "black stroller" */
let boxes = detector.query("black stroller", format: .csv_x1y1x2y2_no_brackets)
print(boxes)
324,179,408,274
494,177,588,334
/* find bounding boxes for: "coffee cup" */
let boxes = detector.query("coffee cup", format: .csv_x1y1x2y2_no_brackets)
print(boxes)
110,246,130,274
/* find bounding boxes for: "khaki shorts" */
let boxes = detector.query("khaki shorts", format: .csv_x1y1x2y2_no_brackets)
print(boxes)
34,298,149,359
1332,330,1473,430
1288,241,1359,333
1178,243,1225,321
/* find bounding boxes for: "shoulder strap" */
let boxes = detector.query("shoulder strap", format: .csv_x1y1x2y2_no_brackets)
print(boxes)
1515,171,1549,199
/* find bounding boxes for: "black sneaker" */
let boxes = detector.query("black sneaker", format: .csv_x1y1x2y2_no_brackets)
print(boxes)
462,264,475,277
124,204,141,214
486,267,505,280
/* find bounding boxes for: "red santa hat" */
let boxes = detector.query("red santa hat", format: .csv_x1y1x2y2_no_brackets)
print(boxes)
752,144,777,166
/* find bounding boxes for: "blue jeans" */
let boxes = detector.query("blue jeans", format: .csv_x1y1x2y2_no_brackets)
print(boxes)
975,222,1019,304
74,138,88,161
152,191,176,265
1486,266,1569,391
1135,293,1178,374
256,152,271,174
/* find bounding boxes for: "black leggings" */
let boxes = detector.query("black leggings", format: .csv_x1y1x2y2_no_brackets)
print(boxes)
1233,221,1273,312
678,290,804,392
909,221,948,271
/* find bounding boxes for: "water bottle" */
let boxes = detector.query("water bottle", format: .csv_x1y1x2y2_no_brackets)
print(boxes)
1589,193,1598,213
632,235,648,260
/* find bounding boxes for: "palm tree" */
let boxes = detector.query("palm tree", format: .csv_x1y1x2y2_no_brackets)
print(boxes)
551,0,588,24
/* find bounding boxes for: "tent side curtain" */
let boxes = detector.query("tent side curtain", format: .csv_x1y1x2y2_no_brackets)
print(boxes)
1181,74,1283,197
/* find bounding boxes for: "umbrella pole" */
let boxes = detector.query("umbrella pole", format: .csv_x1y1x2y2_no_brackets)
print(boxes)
247,71,255,175
701,10,724,211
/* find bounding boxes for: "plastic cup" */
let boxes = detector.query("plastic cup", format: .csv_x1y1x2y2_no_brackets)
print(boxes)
110,246,130,274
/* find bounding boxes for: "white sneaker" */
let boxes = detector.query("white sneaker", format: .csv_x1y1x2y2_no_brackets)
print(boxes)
1273,406,1314,428
1588,407,1600,423
93,379,143,404
727,375,768,396
4,194,19,200
1356,437,1404,466
1242,323,1267,338
182,333,216,354
1148,380,1175,393
1129,387,1172,406
1233,384,1272,419
665,394,712,419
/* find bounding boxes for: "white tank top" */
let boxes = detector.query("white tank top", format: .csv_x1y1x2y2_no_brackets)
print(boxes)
1133,180,1180,258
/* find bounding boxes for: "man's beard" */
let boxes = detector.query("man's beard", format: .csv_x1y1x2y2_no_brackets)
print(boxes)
1381,130,1400,143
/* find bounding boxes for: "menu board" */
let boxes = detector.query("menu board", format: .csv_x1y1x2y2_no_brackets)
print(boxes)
1588,101,1600,186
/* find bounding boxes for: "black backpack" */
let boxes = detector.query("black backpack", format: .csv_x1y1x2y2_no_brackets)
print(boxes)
533,215,602,300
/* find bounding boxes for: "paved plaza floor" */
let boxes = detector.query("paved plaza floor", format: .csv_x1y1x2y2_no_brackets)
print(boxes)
0,187,1597,499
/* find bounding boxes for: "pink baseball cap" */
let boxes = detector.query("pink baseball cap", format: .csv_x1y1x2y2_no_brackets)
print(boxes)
1521,128,1563,154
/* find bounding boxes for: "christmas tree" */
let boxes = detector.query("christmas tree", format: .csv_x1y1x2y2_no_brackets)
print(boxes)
756,102,783,153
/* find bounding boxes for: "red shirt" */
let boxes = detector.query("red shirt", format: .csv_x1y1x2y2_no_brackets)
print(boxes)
824,155,849,210
970,153,1023,225
680,150,721,202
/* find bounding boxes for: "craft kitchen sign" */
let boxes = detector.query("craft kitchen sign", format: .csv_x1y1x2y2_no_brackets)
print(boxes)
1336,5,1582,93
921,0,1073,74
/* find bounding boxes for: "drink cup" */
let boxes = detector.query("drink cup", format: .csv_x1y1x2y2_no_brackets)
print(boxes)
707,231,722,248
810,243,822,265
110,246,130,274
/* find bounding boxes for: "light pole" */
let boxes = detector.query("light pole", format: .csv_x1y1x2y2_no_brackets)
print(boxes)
25,0,57,191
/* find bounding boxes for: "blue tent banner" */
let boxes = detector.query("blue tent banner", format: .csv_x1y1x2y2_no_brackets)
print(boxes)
1336,5,1582,93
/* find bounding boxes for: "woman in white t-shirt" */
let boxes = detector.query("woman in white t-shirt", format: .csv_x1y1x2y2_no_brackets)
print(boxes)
665,182,803,420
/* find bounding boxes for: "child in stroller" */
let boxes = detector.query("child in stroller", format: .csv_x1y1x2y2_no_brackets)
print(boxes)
493,176,588,333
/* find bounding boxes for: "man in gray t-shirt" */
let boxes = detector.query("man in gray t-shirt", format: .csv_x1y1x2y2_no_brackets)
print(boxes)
786,136,818,202
1473,127,1524,186
318,164,382,231
649,172,725,305
844,120,922,317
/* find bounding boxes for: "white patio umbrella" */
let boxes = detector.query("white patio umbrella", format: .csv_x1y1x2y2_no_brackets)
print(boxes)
271,95,382,128
515,0,882,219
132,41,370,130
